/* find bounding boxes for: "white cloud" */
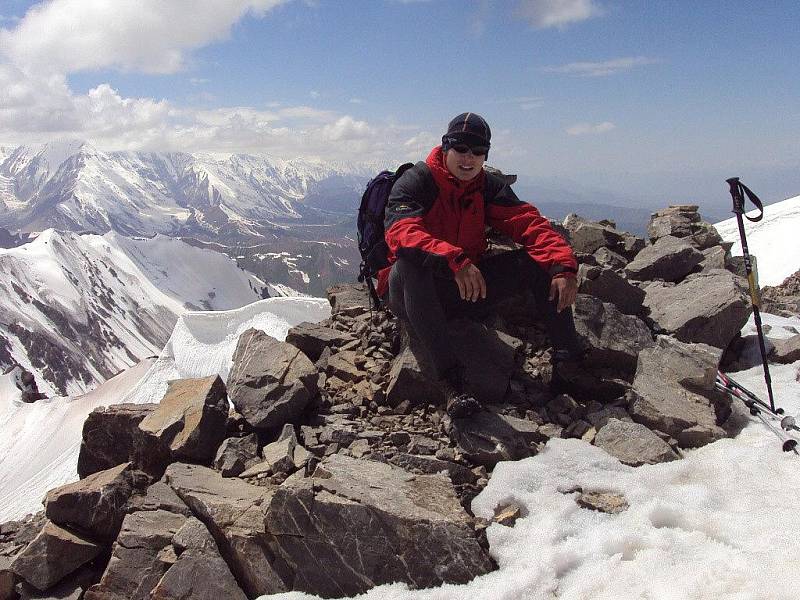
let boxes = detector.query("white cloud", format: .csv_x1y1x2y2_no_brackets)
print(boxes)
309,90,321,99
515,0,602,29
349,98,364,104
543,56,659,77
0,0,289,75
566,121,615,135
190,78,210,85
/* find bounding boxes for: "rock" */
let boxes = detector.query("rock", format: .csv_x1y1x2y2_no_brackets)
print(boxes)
385,347,443,408
263,454,493,596
630,336,730,447
407,435,439,456
647,206,699,242
84,509,185,600
576,491,629,514
643,269,751,348
771,334,800,364
450,411,547,468
1,556,16,600
285,321,356,361
594,419,679,466
137,375,228,472
578,265,645,315
624,235,704,282
387,453,477,486
326,283,370,316
593,247,628,270
260,431,297,475
326,350,366,382
126,482,192,517
572,294,654,372
163,463,285,597
11,521,102,592
213,434,260,477
447,320,521,404
586,406,631,428
227,328,319,431
761,269,800,318
562,215,625,254
14,566,96,599
148,518,248,600
44,462,136,541
77,403,156,479
493,503,523,526
700,245,727,271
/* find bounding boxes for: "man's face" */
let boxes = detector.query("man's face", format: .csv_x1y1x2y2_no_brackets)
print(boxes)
444,147,486,182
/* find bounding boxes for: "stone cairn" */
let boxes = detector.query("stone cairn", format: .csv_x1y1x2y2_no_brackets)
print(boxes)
2,205,767,600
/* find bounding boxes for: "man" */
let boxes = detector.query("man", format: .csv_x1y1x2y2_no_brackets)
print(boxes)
376,112,583,418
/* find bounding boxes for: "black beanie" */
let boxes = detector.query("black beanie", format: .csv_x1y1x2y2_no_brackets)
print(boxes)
442,113,491,150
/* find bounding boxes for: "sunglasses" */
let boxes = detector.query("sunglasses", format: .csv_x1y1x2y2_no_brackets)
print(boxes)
446,140,489,157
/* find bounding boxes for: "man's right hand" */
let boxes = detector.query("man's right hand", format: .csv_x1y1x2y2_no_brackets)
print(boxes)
455,263,486,302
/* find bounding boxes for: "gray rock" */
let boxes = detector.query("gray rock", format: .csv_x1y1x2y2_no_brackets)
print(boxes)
227,328,319,431
326,283,371,316
625,235,704,282
647,207,698,242
1,556,16,600
285,321,356,361
326,350,366,382
576,491,629,514
260,432,297,475
163,463,285,597
149,518,247,600
700,245,727,272
643,269,751,348
137,375,228,472
126,481,192,517
11,521,102,592
385,346,443,408
594,419,679,466
630,336,730,447
84,510,184,600
44,462,135,541
573,294,654,372
771,334,800,364
387,453,478,485
448,320,522,404
213,434,260,477
562,215,625,254
593,247,629,270
578,265,646,315
264,455,493,596
450,411,548,468
77,403,156,479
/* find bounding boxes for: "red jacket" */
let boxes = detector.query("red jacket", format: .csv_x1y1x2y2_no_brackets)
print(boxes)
377,146,577,296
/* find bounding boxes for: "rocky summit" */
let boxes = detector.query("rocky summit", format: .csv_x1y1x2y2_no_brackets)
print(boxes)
1,205,771,599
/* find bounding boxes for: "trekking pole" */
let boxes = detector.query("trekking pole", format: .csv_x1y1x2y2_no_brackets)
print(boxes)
726,177,776,412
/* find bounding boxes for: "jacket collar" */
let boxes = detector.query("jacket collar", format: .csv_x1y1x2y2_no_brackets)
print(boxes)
425,145,485,195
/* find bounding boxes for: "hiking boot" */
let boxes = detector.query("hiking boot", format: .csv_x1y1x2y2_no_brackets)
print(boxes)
441,367,482,419
549,347,589,393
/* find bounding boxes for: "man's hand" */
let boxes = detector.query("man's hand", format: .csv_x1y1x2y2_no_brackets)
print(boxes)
455,263,486,302
549,276,577,312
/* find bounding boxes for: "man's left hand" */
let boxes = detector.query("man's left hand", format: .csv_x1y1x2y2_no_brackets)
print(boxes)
549,276,577,312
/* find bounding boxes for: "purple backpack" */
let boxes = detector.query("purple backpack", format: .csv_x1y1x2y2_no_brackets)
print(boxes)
357,162,414,306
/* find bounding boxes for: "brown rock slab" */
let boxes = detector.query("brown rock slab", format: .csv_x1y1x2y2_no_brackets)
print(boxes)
138,375,229,469
227,328,319,431
11,521,102,592
44,462,136,541
594,419,679,466
264,455,494,597
576,491,629,514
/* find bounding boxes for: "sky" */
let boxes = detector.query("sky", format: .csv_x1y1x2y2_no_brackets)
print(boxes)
0,0,798,209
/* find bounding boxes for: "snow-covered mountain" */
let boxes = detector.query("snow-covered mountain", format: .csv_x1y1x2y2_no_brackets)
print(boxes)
715,193,800,287
0,142,375,238
0,229,266,397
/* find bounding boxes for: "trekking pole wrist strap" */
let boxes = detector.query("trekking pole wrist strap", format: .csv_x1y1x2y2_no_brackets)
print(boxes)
726,177,764,222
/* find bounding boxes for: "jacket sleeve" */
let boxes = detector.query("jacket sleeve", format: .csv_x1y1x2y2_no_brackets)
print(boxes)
384,163,471,275
485,175,577,277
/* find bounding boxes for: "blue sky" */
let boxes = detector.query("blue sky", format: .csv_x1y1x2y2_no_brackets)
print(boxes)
1,0,798,209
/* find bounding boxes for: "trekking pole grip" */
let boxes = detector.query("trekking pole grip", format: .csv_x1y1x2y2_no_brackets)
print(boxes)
726,177,744,214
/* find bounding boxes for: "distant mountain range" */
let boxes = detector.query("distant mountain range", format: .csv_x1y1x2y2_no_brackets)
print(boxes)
0,229,266,397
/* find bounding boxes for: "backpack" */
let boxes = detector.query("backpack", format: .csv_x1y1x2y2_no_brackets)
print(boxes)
357,162,414,308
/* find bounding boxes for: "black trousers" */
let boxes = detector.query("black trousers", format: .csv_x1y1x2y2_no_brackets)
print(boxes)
384,249,582,378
